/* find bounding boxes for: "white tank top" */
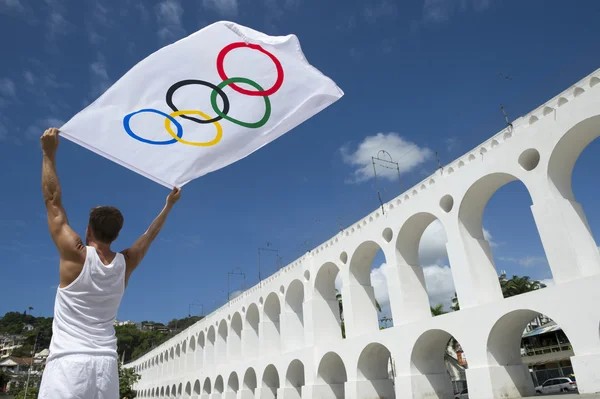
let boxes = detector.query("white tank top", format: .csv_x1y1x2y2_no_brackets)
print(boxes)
48,246,126,361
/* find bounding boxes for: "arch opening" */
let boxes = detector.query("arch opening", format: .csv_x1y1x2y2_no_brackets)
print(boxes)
396,212,456,320
314,262,344,340
357,343,396,398
487,309,578,397
284,359,305,399
263,292,281,353
244,303,260,358
203,377,211,395
410,329,468,399
458,173,552,306
347,240,393,336
227,372,240,393
316,352,347,399
214,375,224,394
229,312,243,358
217,319,228,363
243,368,257,396
193,379,201,395
262,364,280,399
284,279,305,351
547,115,600,264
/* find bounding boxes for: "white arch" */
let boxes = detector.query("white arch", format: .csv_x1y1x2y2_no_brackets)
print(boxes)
284,279,305,351
357,342,395,398
244,303,260,358
313,262,343,341
262,364,280,399
316,352,347,399
263,293,281,353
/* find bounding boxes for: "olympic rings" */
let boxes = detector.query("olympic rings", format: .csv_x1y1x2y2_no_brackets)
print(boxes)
216,42,284,97
124,109,183,145
210,78,271,129
166,79,230,124
164,110,222,147
123,41,285,147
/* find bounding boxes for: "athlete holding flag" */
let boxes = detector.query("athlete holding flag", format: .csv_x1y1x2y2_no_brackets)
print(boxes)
38,127,181,398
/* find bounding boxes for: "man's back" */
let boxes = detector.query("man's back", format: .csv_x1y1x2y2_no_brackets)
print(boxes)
48,246,126,361
39,127,181,398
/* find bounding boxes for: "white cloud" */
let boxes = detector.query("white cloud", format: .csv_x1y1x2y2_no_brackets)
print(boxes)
155,0,185,42
202,0,238,16
422,264,455,308
25,117,65,140
364,0,398,23
341,133,433,183
0,78,15,98
47,10,69,37
230,290,243,300
445,137,458,152
498,255,547,268
0,0,24,14
23,71,35,85
90,52,111,98
423,0,493,23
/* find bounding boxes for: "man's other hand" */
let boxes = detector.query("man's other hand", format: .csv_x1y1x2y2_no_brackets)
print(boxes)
166,187,181,206
41,128,60,156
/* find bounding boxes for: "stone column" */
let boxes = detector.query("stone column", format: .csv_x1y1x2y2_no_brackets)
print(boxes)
342,283,379,338
386,251,432,326
530,191,600,283
445,219,503,309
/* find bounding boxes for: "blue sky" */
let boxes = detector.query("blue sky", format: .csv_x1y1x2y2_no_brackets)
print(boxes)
1,0,599,323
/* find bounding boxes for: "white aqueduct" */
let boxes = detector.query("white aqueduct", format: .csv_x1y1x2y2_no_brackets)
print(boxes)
127,68,600,399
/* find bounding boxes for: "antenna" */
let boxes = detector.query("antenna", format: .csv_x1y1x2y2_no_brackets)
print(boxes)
500,104,513,129
372,150,401,215
435,151,443,172
258,244,278,286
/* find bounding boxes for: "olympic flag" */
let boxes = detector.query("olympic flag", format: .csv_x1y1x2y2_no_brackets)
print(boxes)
59,21,343,188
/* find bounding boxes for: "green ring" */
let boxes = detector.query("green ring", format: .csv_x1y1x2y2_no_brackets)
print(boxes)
210,77,271,129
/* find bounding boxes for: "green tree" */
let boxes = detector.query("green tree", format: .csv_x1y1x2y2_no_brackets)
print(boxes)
502,275,546,298
119,361,140,399
430,303,447,316
449,274,546,309
450,292,460,311
14,386,39,399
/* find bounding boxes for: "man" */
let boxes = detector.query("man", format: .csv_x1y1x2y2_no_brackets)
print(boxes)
38,128,181,398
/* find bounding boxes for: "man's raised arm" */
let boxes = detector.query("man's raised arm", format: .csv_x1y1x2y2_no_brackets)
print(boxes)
122,187,181,274
41,128,85,263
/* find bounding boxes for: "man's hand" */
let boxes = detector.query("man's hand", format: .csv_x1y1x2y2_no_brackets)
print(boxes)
166,187,181,206
41,128,60,156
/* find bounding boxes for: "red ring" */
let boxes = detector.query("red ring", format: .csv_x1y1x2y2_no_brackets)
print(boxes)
216,42,284,97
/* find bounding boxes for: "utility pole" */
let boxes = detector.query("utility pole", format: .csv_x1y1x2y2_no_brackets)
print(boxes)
258,243,278,286
228,268,246,302
372,150,401,214
24,331,40,399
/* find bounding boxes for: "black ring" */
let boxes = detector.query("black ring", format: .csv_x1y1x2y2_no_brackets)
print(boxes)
166,79,230,124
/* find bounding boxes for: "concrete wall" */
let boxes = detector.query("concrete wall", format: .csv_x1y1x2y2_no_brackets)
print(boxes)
126,69,600,399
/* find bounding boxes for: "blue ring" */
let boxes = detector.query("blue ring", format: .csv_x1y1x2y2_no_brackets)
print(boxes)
123,108,183,145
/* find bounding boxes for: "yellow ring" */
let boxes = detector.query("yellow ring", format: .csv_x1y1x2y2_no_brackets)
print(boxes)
164,110,223,147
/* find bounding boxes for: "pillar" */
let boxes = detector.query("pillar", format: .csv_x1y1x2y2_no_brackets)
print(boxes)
530,194,600,283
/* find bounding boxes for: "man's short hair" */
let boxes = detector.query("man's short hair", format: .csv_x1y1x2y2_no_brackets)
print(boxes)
88,206,124,243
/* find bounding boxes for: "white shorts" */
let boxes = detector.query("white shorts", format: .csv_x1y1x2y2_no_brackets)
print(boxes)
38,354,119,399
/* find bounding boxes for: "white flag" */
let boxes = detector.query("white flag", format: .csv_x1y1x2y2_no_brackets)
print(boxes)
59,21,343,188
